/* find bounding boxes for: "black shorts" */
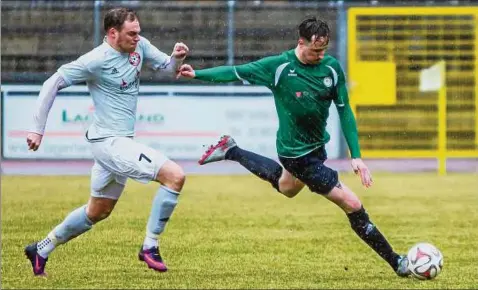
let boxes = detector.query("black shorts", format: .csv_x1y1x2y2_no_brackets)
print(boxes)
279,146,338,195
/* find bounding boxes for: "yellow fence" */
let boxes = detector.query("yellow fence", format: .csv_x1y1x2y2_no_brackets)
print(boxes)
348,7,478,173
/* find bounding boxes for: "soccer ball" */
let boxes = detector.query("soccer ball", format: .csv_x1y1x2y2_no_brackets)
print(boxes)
407,242,443,280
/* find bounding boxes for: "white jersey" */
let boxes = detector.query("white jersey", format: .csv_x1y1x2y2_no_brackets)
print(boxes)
57,36,170,140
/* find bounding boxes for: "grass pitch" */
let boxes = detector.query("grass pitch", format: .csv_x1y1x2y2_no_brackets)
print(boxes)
2,173,478,289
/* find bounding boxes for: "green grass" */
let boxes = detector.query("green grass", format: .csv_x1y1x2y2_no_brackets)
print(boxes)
2,173,478,289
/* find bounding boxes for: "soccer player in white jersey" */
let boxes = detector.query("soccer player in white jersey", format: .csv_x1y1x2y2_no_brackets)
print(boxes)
24,8,189,276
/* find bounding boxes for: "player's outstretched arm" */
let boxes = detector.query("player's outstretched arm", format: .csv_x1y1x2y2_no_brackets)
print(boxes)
180,55,279,86
141,36,189,79
27,72,67,151
179,64,240,83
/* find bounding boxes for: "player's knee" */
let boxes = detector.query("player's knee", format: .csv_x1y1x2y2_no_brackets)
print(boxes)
279,183,301,198
155,161,186,192
169,169,186,191
326,181,363,213
348,200,363,212
281,188,300,198
86,197,117,223
86,208,109,223
278,173,303,198
334,182,362,212
90,209,112,223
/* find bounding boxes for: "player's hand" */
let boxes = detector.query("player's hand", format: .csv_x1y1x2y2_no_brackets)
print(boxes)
26,132,43,151
179,64,196,78
172,42,189,60
351,158,373,188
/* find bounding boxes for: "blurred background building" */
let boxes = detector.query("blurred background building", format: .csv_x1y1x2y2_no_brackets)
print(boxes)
1,0,477,173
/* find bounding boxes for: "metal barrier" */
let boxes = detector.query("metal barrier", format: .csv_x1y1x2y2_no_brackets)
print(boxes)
348,7,478,173
1,0,340,84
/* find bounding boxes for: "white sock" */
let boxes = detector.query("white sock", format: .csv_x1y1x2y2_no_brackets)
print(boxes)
37,232,58,258
143,235,158,250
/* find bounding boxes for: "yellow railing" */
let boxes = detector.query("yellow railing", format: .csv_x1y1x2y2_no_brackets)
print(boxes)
348,7,478,174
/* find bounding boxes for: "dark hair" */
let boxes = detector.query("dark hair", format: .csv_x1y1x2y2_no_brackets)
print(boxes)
298,16,330,42
104,8,138,33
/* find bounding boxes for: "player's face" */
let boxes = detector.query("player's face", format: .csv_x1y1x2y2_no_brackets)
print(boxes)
299,35,329,65
116,20,141,53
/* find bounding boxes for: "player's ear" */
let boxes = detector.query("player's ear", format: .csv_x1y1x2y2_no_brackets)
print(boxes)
108,27,117,38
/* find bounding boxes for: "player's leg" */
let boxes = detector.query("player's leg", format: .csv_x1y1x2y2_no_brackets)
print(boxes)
25,162,125,276
280,147,410,277
138,160,184,272
93,137,184,272
277,169,305,198
324,183,409,276
199,135,305,197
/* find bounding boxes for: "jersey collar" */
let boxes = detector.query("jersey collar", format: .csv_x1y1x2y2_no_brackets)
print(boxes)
103,36,128,56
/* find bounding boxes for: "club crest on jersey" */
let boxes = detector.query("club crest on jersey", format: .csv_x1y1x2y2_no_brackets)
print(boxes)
295,91,302,98
323,77,333,87
129,52,141,66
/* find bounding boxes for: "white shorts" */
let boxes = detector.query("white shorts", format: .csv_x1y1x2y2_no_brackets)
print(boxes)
90,162,128,200
89,137,169,199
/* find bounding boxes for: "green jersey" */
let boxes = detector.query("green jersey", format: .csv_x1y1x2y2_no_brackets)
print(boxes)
194,49,361,158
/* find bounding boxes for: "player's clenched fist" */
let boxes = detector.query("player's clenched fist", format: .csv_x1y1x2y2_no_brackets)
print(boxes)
179,64,195,78
26,132,43,151
172,42,189,60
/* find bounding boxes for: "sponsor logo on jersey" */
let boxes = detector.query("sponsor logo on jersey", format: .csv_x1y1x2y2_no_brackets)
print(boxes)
119,69,140,91
111,68,119,74
129,52,141,66
120,79,127,89
288,68,297,77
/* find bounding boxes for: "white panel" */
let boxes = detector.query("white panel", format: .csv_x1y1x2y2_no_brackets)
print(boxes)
2,85,341,159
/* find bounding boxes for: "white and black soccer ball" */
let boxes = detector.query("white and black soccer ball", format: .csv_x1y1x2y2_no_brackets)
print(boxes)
407,242,443,280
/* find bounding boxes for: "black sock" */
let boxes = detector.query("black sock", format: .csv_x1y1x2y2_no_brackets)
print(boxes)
347,206,400,270
226,147,282,191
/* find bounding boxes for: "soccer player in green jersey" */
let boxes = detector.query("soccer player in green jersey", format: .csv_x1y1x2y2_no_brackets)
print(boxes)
179,16,410,277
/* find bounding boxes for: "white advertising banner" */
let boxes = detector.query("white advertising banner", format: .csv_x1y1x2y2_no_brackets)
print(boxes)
2,85,340,160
